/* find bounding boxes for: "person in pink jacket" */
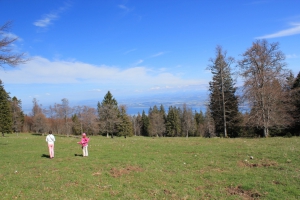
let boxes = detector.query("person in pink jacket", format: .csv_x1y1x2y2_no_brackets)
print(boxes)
77,133,90,157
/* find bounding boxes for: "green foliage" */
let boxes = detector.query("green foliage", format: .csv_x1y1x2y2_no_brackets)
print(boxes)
165,106,181,136
140,110,149,136
208,46,241,138
117,106,133,137
0,80,12,135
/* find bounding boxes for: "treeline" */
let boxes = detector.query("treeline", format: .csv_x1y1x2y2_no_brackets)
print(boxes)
0,40,300,137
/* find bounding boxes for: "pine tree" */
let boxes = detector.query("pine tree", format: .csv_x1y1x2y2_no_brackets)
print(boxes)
291,71,300,135
140,110,149,136
208,46,240,137
10,96,24,133
97,91,120,138
165,106,181,137
118,105,133,137
0,80,12,136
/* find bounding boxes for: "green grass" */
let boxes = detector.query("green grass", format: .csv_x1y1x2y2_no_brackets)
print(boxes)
0,134,299,199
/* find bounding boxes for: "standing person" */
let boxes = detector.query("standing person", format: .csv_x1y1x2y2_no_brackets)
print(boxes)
46,130,55,159
77,133,90,157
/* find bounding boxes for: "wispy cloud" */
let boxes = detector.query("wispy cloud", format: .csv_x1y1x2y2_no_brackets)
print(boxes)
133,59,144,66
256,23,300,39
124,48,137,55
118,4,134,14
33,2,72,28
1,32,23,41
150,52,167,58
286,54,299,59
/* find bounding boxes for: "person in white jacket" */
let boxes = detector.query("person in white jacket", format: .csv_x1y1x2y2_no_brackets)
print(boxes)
46,130,55,159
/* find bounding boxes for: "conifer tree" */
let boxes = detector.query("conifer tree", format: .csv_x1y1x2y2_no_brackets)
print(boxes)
165,106,181,137
140,110,149,136
97,91,120,138
291,71,300,135
208,46,240,137
0,80,12,136
10,96,24,133
118,105,133,137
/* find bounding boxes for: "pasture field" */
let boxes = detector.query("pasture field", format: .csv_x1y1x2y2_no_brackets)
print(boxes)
0,133,299,199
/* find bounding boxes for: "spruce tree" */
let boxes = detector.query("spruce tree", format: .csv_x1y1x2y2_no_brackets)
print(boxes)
208,46,240,137
10,96,24,133
165,106,181,137
118,105,133,137
140,110,149,136
291,72,300,135
97,91,120,138
0,80,12,136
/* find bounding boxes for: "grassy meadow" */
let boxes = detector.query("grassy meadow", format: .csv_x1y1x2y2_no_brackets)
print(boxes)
0,133,299,200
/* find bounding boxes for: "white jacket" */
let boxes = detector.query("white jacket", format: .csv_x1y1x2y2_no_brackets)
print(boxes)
46,134,55,144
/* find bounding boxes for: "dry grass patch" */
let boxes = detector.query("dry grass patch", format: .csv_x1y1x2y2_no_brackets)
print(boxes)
110,165,143,178
238,159,278,168
226,185,261,200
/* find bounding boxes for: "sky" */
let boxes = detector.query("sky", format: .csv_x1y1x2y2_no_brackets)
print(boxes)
0,0,300,114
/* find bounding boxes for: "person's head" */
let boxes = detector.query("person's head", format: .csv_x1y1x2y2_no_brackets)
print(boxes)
49,130,52,135
82,133,86,138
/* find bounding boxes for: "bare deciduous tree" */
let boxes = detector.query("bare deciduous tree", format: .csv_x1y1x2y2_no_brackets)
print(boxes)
149,112,165,137
238,40,290,137
0,21,28,69
181,103,194,138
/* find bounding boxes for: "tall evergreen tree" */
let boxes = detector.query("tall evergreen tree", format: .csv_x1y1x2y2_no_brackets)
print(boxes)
97,91,120,138
10,96,24,133
118,105,133,137
140,110,149,136
291,71,300,135
165,106,181,137
0,80,12,136
208,46,240,137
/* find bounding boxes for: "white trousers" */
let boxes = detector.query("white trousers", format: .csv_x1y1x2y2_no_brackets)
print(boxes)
83,145,88,157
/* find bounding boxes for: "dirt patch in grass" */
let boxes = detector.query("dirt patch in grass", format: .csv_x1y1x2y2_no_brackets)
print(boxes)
110,165,143,178
237,159,278,168
226,185,261,199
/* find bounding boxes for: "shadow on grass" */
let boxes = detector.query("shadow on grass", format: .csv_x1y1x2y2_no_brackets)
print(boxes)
41,154,50,158
74,153,83,157
32,133,43,136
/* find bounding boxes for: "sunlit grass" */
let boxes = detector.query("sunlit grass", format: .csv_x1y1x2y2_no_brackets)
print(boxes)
0,134,299,199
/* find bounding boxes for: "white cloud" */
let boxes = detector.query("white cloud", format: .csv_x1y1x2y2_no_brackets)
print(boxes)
133,59,144,66
33,2,71,28
286,54,299,59
256,23,300,39
0,56,205,91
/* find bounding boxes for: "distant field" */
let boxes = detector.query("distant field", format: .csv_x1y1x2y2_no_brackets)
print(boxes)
0,134,299,199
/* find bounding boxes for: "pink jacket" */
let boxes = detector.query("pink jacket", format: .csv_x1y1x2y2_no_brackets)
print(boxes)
78,137,89,147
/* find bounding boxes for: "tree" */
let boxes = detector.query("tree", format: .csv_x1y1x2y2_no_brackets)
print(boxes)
60,98,73,136
140,110,149,136
181,104,194,138
238,40,289,137
208,46,240,137
194,110,205,137
290,71,300,135
10,96,24,134
148,105,165,137
0,80,12,136
0,21,28,69
204,105,215,138
97,91,120,138
118,105,133,137
31,98,48,134
165,106,181,137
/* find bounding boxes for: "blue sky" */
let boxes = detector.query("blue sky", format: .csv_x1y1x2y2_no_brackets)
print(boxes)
0,0,300,114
